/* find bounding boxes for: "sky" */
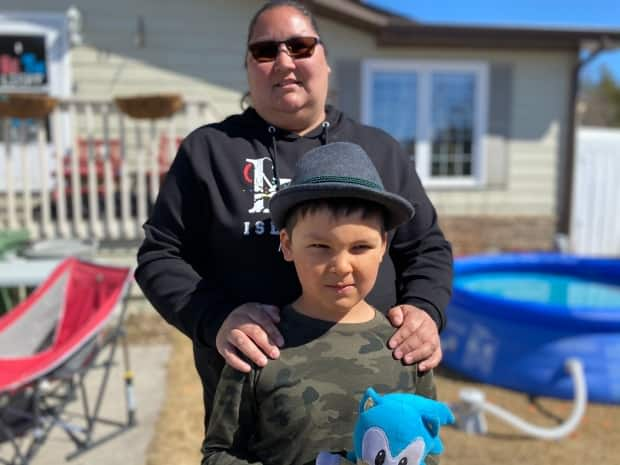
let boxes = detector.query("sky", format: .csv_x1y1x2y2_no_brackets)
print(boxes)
366,0,620,84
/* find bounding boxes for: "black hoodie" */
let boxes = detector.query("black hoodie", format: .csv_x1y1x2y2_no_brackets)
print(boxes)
135,105,452,364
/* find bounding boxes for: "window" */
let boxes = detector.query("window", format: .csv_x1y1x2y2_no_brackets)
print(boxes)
370,71,417,157
362,60,488,187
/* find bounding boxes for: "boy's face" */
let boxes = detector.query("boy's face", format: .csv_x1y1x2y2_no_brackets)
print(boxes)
279,208,387,320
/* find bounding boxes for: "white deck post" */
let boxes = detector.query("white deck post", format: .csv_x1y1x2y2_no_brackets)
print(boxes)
37,120,54,238
85,103,103,238
148,120,159,205
20,124,37,238
135,121,147,230
69,103,86,238
4,120,18,231
118,113,134,239
52,110,70,238
102,103,119,239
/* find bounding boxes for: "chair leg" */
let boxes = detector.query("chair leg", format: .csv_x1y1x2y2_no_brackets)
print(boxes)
60,327,136,460
120,329,137,426
0,397,56,465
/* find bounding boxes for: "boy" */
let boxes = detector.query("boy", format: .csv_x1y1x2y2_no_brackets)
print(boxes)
202,142,438,465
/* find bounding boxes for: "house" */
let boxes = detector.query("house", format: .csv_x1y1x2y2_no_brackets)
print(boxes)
1,0,619,255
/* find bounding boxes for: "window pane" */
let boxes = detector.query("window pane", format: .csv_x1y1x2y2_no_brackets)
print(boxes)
370,71,417,158
430,73,475,177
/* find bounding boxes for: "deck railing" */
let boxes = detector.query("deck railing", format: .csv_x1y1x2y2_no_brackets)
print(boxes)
0,97,216,241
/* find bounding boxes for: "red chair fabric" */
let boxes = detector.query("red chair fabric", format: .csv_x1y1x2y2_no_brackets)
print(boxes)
0,259,132,393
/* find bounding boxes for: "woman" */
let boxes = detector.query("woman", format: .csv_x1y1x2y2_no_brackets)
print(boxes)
135,0,452,431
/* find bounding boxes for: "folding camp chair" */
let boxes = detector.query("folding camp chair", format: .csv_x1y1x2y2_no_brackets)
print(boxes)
0,259,135,465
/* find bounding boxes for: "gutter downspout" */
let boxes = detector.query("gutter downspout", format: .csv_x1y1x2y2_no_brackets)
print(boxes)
557,37,610,242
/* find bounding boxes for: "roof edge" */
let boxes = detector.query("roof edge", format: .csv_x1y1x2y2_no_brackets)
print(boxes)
379,24,620,50
302,1,620,50
304,0,410,32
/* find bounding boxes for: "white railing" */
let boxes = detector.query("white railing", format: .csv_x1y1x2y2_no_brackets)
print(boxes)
0,98,216,242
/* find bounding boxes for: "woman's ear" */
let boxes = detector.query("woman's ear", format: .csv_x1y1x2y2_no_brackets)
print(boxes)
279,229,294,262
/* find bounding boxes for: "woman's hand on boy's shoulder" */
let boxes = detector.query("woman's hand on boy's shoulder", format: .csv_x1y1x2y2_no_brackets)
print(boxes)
216,302,284,372
386,304,442,371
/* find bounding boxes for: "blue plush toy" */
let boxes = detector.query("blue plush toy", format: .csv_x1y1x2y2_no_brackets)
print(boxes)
317,388,455,465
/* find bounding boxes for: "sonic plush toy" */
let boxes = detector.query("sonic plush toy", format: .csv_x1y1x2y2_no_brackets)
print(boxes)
317,388,455,465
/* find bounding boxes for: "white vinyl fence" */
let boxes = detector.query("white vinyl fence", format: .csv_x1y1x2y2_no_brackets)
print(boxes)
0,98,215,242
571,127,620,256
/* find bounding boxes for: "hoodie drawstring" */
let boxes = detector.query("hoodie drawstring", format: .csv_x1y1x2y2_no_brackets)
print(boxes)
321,121,330,144
267,125,281,190
268,120,331,191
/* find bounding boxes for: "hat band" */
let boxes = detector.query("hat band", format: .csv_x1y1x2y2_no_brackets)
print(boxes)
299,175,383,190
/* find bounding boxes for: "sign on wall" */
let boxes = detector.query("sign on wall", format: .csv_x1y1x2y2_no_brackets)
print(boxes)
0,14,70,194
0,34,48,91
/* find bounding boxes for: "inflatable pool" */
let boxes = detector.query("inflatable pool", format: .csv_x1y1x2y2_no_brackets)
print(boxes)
441,253,620,403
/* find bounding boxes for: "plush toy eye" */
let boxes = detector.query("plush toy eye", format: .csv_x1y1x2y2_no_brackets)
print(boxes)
398,458,408,465
374,450,386,465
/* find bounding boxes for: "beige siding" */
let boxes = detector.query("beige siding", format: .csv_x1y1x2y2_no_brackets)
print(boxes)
316,16,572,218
5,0,264,118
3,0,573,218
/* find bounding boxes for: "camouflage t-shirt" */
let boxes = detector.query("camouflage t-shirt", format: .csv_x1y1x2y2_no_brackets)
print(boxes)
202,306,437,465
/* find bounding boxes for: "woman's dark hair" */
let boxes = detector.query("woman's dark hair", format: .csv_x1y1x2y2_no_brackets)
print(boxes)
246,1,322,46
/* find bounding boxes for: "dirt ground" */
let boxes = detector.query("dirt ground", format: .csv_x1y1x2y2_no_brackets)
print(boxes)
437,370,620,464
135,314,620,465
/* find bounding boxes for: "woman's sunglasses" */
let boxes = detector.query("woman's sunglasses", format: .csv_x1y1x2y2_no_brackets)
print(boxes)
248,36,321,63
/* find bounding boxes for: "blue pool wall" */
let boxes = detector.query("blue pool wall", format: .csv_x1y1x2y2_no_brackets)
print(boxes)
441,253,620,403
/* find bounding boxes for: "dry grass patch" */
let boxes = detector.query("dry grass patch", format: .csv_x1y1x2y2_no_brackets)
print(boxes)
145,329,204,465
124,311,173,345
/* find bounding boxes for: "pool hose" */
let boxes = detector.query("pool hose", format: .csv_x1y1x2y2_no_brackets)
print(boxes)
450,358,587,440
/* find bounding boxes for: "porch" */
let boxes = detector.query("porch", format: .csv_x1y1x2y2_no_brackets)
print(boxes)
0,94,217,243
1,96,617,257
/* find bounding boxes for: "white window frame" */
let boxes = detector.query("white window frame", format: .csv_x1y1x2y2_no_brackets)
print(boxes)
362,59,489,188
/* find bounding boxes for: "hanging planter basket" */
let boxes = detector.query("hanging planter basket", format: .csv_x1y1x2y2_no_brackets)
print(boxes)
0,94,59,119
114,93,184,119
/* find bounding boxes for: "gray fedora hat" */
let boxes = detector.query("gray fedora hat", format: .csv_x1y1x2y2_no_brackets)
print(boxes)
270,142,414,230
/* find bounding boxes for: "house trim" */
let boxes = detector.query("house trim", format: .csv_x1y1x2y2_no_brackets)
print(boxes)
304,1,620,51
378,25,620,50
306,0,408,33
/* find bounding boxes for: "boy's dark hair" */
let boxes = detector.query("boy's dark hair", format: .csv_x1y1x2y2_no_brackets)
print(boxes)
283,197,388,235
